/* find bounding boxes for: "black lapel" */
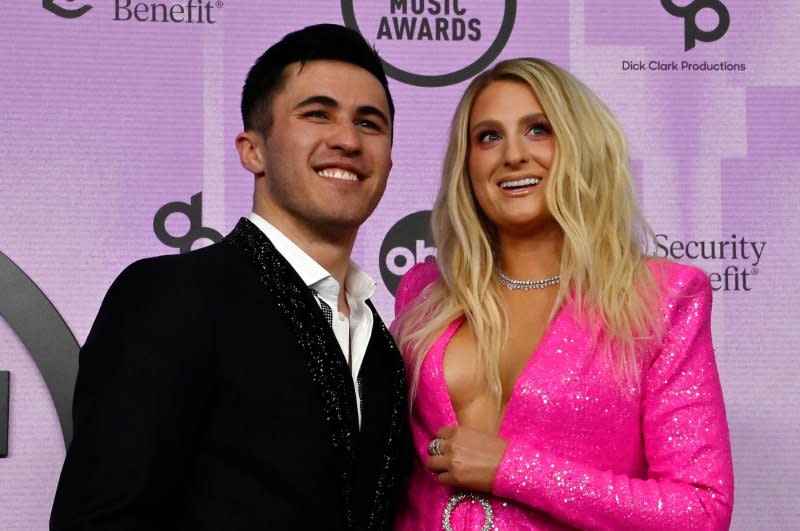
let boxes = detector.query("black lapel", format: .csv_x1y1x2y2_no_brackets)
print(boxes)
362,300,409,531
225,218,358,528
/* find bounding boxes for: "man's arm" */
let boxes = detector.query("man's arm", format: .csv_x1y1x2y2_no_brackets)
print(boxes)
50,257,214,530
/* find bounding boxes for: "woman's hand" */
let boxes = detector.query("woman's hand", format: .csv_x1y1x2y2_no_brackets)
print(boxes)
426,425,509,493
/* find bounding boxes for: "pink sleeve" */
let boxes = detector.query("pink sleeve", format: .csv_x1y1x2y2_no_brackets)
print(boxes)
492,267,734,530
393,261,440,321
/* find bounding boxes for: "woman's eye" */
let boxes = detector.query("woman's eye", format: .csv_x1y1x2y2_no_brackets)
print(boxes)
478,131,500,143
528,122,551,136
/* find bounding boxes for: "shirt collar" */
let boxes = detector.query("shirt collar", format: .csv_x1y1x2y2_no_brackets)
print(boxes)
247,212,376,303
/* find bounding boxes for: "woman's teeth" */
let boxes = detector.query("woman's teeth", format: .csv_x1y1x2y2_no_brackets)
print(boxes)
499,177,541,189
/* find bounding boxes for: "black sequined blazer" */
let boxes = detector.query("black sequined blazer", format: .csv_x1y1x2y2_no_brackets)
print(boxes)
51,218,410,530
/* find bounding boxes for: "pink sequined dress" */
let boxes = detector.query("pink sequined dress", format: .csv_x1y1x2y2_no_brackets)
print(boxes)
393,260,733,530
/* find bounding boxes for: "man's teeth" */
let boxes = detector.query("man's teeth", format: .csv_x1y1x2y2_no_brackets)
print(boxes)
318,169,358,181
499,177,541,189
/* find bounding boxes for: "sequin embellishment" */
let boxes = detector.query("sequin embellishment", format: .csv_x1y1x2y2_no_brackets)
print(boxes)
226,219,408,530
226,219,357,527
442,493,494,531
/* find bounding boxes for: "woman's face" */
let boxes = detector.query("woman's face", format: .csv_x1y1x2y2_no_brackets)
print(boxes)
467,80,556,236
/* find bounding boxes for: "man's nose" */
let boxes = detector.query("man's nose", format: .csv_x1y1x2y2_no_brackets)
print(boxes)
327,121,362,154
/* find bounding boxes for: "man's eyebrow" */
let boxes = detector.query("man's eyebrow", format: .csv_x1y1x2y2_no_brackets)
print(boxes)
294,95,339,110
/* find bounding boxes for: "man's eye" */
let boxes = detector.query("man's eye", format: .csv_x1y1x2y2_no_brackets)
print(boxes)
303,110,328,119
357,119,381,130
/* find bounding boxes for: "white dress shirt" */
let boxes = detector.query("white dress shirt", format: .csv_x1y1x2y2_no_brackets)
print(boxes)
248,212,375,426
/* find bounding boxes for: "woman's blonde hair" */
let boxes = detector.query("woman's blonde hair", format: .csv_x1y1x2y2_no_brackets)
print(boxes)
394,58,661,405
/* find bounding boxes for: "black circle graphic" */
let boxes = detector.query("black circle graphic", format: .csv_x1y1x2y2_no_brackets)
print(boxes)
341,0,517,87
379,210,436,295
42,0,93,19
0,250,79,446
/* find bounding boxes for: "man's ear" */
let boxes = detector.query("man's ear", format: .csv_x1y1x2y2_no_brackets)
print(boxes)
235,131,266,175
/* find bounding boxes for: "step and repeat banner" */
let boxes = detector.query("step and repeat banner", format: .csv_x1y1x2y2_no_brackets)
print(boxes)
1,1,798,528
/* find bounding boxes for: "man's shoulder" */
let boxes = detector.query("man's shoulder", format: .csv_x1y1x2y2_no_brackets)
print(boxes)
119,241,228,283
104,240,243,309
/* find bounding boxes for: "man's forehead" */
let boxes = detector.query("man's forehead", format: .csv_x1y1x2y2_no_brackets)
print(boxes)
282,58,376,78
279,60,390,110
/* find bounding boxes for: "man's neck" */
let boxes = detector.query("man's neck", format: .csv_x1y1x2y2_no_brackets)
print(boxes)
253,208,356,295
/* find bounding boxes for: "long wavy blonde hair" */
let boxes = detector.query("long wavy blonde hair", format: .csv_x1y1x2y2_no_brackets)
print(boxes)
394,58,661,405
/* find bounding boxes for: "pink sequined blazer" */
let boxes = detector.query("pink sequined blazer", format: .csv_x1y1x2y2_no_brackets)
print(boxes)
393,260,733,530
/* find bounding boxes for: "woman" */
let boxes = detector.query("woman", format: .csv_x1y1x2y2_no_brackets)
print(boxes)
393,58,733,530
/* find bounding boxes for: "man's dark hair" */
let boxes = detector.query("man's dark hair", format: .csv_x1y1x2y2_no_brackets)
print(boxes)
241,24,394,135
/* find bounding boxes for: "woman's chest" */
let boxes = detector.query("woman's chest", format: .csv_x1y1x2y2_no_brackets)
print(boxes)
417,317,645,456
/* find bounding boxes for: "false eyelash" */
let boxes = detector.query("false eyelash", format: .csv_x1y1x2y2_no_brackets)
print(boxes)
528,119,552,134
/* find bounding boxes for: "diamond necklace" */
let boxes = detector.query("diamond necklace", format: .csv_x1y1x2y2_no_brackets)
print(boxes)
497,270,560,291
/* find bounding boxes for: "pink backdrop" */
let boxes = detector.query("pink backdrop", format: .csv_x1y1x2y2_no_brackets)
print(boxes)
1,1,797,528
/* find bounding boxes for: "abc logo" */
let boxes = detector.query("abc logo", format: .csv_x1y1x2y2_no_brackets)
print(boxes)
380,210,436,295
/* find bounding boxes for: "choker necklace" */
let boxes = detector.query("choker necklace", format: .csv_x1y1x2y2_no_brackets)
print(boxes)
497,270,560,291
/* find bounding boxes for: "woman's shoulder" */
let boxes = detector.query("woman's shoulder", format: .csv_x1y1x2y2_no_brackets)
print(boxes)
645,257,712,301
394,261,440,317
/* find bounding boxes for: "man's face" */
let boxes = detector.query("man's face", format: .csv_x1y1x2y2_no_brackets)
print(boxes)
251,60,393,241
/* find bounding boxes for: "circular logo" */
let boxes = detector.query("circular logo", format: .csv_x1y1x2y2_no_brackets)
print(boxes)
342,0,517,87
43,0,93,19
660,0,730,51
379,210,436,295
0,250,79,445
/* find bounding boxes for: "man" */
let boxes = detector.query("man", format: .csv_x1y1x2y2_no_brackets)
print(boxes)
50,24,408,530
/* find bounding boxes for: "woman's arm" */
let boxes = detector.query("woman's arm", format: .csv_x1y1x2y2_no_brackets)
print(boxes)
491,267,734,530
